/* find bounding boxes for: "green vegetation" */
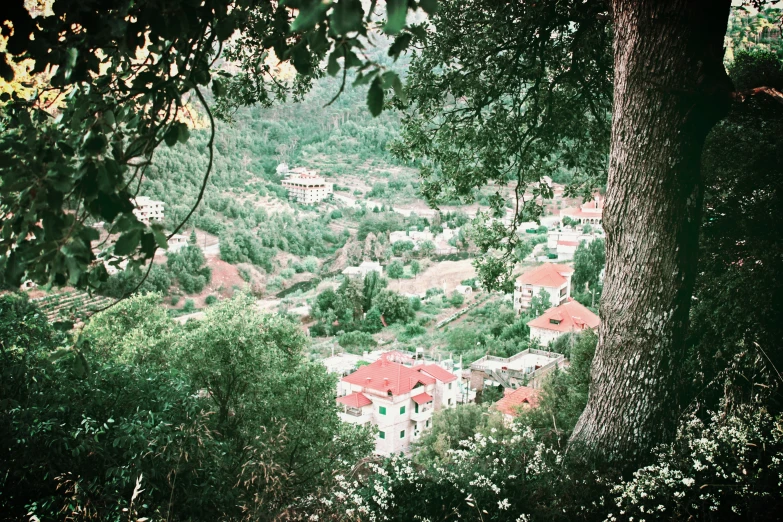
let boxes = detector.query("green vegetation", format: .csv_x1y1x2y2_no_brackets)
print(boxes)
1,294,372,520
167,245,212,294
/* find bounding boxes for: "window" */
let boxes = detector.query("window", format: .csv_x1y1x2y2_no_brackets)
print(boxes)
379,406,387,415
549,319,561,325
448,398,453,405
400,430,405,439
400,405,406,414
426,420,430,427
379,431,385,439
448,383,452,390
415,403,419,414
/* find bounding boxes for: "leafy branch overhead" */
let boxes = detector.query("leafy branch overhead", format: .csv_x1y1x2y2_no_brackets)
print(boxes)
0,0,431,291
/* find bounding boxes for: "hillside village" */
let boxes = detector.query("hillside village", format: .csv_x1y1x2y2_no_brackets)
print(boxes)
20,163,606,457
3,2,782,520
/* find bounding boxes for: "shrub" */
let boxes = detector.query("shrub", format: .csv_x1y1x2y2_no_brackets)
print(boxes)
280,268,295,280
205,295,217,305
183,299,195,313
337,331,378,350
170,295,180,306
449,291,465,308
330,209,343,219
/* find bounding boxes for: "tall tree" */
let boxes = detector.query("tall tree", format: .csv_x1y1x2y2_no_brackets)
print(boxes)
569,0,736,463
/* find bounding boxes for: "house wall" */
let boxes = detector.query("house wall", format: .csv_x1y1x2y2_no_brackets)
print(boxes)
513,282,569,314
529,326,564,346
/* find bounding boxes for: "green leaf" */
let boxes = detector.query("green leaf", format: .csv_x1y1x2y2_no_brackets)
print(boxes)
381,71,397,89
56,141,75,156
331,0,364,34
103,110,115,126
291,2,327,32
384,0,407,35
83,131,107,154
392,74,407,103
52,322,74,332
419,0,438,15
164,125,179,147
48,346,73,361
367,77,384,117
327,49,341,77
388,32,412,59
114,229,141,256
212,78,225,97
177,123,190,144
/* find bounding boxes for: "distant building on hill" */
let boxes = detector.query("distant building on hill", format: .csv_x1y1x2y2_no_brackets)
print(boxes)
167,234,189,253
513,263,574,313
281,167,333,204
559,194,604,225
336,353,459,455
132,196,164,225
342,260,383,280
527,298,600,345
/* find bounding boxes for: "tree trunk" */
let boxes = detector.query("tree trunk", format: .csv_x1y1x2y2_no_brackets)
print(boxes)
570,0,733,466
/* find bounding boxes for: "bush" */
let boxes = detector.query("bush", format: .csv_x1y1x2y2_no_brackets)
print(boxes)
205,295,218,305
167,245,211,294
337,331,378,350
280,268,295,279
410,296,422,311
170,295,180,306
330,209,343,219
399,323,425,341
183,299,195,313
449,291,465,307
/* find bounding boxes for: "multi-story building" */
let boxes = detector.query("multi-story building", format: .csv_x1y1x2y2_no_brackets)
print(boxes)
527,298,600,345
513,263,574,313
470,348,565,391
559,194,604,226
132,196,164,225
281,167,333,204
336,355,459,455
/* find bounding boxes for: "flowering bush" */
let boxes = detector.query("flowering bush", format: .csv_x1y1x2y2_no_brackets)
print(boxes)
292,399,783,522
605,403,783,521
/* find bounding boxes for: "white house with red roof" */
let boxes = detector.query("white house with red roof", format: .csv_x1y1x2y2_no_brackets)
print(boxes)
559,194,604,226
527,298,600,345
336,354,459,455
493,386,541,422
513,263,574,314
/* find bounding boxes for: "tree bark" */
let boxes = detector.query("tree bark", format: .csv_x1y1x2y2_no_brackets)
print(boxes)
570,0,733,466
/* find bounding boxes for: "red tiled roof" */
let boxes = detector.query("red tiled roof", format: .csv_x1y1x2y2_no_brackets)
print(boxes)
412,392,433,404
417,364,458,383
494,386,541,416
557,240,580,247
337,392,372,408
342,358,436,396
527,299,600,333
516,263,573,288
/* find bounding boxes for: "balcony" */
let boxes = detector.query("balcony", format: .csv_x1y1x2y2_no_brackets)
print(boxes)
338,408,371,424
411,406,433,422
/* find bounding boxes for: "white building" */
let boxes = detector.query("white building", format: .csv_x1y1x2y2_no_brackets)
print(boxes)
513,263,573,313
336,355,459,455
132,196,164,225
167,233,189,252
560,194,604,225
281,167,333,204
527,298,600,345
342,260,383,280
470,349,565,391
